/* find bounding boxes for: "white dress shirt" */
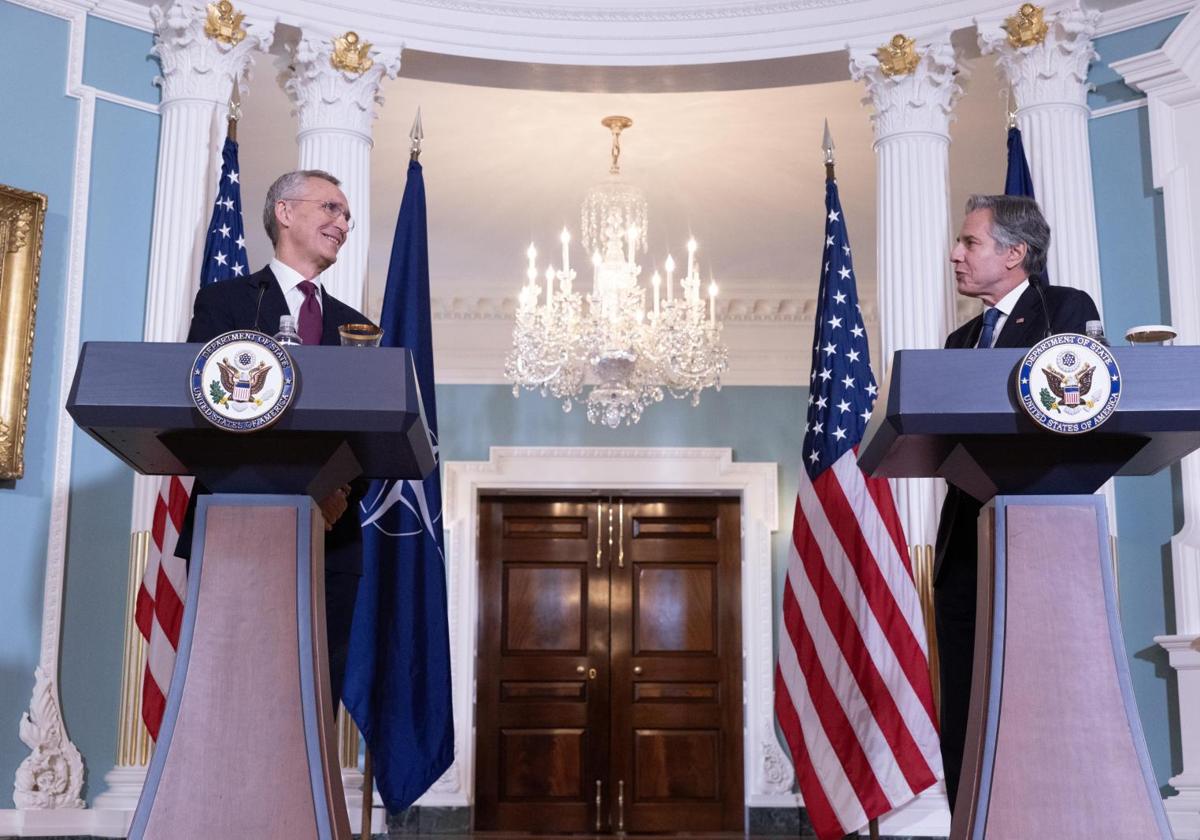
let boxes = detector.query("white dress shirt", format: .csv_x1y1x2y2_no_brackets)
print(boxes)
269,257,325,324
975,278,1029,348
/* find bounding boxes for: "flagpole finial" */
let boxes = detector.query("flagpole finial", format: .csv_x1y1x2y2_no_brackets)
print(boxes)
822,119,836,179
410,107,424,160
1007,109,1017,129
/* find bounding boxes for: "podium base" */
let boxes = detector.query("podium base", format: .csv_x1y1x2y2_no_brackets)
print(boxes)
953,495,1171,839
128,495,349,840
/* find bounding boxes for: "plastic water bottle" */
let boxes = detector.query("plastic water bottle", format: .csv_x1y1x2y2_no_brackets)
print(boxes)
274,314,302,345
1085,320,1109,346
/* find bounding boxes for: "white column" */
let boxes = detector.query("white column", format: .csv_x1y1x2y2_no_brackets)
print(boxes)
850,33,961,548
282,32,401,310
979,8,1103,313
93,0,273,815
128,2,274,533
980,9,1120,536
1115,11,1200,838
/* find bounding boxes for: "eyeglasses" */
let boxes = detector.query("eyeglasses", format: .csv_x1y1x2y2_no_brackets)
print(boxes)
284,198,355,231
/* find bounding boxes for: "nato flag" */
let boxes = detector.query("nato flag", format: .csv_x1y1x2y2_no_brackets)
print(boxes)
346,158,454,811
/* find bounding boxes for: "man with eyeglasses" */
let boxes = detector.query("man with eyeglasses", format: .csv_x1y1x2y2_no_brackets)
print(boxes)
180,169,374,706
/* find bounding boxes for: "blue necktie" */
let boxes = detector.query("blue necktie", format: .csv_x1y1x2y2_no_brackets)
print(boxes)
978,307,1001,349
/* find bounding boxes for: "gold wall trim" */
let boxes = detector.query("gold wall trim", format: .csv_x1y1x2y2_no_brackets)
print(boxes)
338,704,360,769
118,531,154,766
0,184,47,480
910,544,941,719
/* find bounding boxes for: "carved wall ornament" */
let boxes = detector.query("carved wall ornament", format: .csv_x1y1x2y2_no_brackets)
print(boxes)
1004,3,1049,49
331,31,374,75
152,2,272,103
14,667,84,808
203,0,246,46
0,184,46,481
877,34,920,77
849,33,962,140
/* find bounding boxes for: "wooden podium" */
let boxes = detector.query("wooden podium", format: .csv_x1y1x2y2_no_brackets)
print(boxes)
67,342,434,840
859,346,1197,840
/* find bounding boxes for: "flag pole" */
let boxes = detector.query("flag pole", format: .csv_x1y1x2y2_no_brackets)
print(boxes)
827,117,880,840
361,747,374,839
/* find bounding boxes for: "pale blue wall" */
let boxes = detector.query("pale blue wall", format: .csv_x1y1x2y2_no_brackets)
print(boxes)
1090,17,1184,794
0,0,1191,815
436,383,804,621
0,2,157,807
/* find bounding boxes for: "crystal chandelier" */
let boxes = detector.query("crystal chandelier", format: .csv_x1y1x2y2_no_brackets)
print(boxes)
505,116,729,428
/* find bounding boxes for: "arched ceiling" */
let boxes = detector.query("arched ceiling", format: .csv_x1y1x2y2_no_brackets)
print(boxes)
218,0,1133,63
169,0,1143,382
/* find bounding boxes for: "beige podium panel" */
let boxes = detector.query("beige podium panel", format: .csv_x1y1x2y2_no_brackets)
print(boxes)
130,496,350,840
953,495,1170,840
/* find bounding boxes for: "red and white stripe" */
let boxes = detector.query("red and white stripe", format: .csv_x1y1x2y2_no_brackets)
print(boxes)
775,451,942,840
135,475,192,740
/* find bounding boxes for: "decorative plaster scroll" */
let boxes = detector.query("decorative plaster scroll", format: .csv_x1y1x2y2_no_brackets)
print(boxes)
759,737,796,795
283,32,401,142
14,668,84,809
150,1,273,103
849,32,961,141
437,448,783,808
979,6,1099,111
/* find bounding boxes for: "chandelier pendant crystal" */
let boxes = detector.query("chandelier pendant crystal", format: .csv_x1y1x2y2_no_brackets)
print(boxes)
505,116,729,428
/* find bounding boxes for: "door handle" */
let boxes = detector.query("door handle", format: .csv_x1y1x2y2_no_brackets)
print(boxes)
596,502,603,568
618,500,625,568
633,665,642,676
617,779,625,832
595,779,603,831
576,665,586,674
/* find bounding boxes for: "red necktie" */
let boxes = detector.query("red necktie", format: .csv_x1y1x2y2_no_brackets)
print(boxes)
297,280,322,346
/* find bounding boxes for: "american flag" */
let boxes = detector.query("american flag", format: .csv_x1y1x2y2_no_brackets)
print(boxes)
774,175,942,839
135,134,247,739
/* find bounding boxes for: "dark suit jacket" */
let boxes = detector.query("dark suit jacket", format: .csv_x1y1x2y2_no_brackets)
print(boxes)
178,266,373,575
932,280,1100,595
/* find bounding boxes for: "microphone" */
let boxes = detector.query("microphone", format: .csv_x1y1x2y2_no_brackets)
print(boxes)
253,275,270,333
1029,273,1052,340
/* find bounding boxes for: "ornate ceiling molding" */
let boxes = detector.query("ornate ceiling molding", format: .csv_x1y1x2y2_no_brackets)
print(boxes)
391,0,847,22
429,294,880,323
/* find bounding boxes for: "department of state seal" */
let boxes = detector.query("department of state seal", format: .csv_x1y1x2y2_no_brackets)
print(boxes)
190,330,295,432
1016,333,1121,434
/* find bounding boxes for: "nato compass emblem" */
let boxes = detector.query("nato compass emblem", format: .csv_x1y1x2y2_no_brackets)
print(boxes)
1016,333,1121,434
190,330,295,432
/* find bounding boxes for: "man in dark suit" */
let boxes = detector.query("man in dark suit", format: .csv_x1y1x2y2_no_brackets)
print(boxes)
934,194,1100,810
181,169,373,704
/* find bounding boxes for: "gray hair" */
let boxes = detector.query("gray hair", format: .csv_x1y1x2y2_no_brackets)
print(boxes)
965,194,1050,279
262,169,342,246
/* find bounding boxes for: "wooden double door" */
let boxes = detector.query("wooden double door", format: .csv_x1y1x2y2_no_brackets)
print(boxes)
474,496,743,834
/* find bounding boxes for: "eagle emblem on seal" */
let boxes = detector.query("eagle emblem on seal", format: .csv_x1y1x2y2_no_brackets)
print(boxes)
213,352,271,406
1038,349,1096,413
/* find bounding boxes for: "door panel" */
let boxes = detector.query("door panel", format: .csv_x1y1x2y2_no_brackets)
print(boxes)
476,496,742,834
612,498,743,833
475,498,609,833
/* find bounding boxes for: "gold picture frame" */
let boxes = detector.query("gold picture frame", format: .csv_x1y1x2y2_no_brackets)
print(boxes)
0,184,47,480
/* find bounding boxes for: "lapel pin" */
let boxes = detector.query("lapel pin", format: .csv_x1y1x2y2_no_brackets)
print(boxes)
1015,317,1025,324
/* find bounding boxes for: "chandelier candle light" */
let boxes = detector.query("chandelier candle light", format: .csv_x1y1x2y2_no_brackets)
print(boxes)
505,116,728,427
